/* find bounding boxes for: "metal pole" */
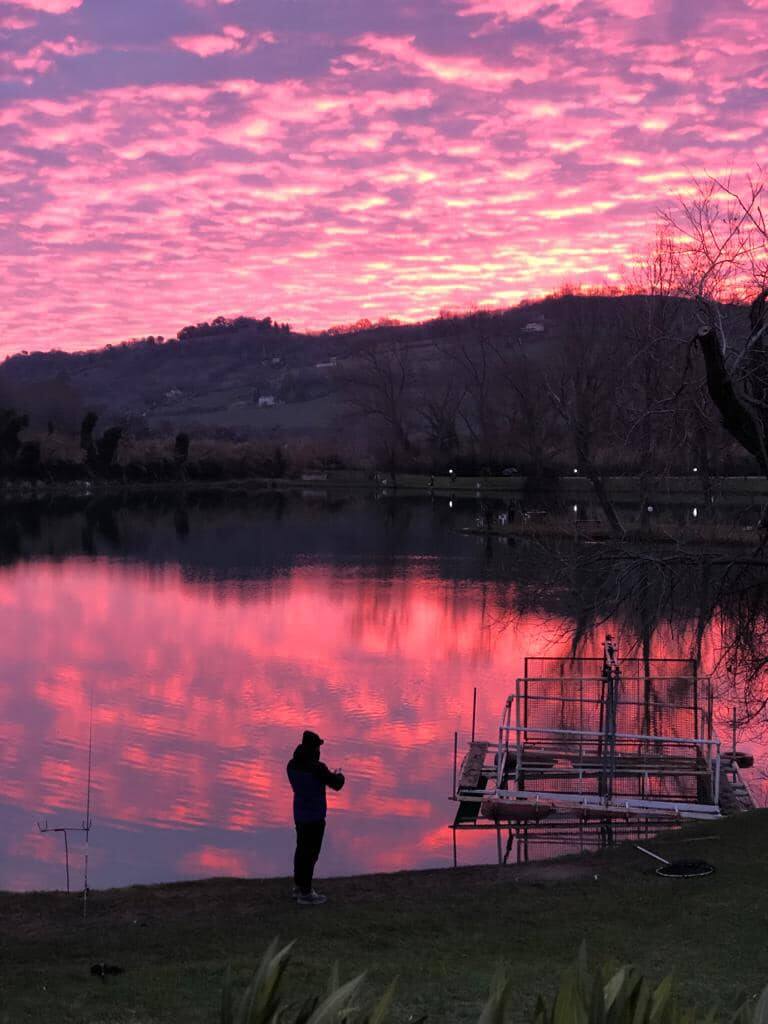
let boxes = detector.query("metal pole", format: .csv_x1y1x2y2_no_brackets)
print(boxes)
83,688,94,919
452,829,458,869
471,687,477,742
63,831,70,894
452,731,458,800
732,707,737,759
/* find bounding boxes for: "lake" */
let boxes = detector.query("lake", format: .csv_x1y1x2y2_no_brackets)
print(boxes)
0,490,761,891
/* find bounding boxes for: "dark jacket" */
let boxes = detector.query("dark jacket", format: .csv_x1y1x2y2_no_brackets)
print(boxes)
287,744,345,824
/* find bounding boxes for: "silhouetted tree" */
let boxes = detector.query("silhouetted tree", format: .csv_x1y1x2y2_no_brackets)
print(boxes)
0,409,29,466
663,171,768,489
171,432,190,481
415,363,465,460
496,349,560,477
17,440,41,475
546,299,625,536
95,427,122,470
174,432,190,461
80,411,98,463
622,232,690,524
272,445,287,478
340,340,416,475
448,331,504,467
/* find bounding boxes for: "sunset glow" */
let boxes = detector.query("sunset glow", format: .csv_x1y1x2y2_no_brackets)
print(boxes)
2,0,767,354
0,559,565,888
0,552,755,891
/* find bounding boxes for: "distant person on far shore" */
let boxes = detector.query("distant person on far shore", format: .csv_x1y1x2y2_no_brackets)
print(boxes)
286,730,345,906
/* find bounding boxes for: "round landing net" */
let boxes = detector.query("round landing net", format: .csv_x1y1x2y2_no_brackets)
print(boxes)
655,859,714,878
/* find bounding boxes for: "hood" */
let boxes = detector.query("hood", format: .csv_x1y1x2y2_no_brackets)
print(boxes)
291,743,319,767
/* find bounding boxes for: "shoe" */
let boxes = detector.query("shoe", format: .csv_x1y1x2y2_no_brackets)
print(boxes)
292,886,321,900
297,891,327,906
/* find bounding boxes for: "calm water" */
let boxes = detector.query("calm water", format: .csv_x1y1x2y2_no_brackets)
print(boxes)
0,492,760,891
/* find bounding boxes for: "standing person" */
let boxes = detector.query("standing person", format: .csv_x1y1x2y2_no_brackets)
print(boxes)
286,730,345,906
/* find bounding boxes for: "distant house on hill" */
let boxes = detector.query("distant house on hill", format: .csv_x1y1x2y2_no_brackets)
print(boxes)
522,321,545,333
315,357,338,369
257,395,276,408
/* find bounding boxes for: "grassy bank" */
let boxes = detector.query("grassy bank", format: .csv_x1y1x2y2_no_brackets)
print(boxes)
2,812,768,1023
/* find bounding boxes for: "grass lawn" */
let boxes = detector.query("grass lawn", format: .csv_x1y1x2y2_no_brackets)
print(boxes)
2,812,768,1023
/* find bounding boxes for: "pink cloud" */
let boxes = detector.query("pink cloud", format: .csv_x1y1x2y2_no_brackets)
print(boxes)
456,0,653,20
2,34,96,78
355,33,519,89
9,0,82,12
0,15,36,29
171,25,272,57
171,32,241,57
0,0,766,351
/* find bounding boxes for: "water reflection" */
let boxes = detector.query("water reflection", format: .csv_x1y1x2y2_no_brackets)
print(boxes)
0,492,763,890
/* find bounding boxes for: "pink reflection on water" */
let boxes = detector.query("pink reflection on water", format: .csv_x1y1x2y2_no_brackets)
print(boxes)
0,559,759,891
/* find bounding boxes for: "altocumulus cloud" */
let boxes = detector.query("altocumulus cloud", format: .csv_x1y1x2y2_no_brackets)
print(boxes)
0,0,767,353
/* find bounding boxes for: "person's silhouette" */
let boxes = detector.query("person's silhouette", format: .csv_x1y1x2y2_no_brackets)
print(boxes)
286,730,345,905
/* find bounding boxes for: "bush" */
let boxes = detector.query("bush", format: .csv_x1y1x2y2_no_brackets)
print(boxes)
223,942,768,1024
221,939,394,1024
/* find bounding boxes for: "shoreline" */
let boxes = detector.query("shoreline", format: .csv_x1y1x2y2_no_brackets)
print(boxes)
1,470,767,502
2,811,767,1022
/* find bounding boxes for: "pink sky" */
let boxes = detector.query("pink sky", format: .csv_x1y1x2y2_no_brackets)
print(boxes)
1,0,767,354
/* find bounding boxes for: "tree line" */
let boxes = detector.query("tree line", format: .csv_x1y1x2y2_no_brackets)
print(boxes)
339,170,768,534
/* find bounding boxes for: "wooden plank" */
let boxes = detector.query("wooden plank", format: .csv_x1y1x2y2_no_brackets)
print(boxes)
458,741,491,790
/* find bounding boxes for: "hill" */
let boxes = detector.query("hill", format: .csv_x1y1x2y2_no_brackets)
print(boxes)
0,298,620,437
0,295,751,474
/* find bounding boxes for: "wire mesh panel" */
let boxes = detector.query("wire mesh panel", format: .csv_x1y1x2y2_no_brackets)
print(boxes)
498,665,717,808
519,677,703,742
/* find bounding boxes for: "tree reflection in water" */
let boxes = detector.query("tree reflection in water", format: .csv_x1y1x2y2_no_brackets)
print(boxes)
0,492,764,890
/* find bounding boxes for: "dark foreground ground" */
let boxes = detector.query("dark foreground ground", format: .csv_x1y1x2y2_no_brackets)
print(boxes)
2,812,768,1023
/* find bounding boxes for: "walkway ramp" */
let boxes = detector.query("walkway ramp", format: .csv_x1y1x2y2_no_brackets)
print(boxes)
719,758,757,814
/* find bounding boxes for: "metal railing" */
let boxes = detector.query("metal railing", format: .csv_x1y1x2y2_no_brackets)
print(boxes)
497,676,720,809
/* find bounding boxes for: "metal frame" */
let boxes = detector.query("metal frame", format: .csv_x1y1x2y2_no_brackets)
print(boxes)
449,645,742,867
495,672,720,815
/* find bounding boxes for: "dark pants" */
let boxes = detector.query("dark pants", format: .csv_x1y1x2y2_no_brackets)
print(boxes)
294,820,326,894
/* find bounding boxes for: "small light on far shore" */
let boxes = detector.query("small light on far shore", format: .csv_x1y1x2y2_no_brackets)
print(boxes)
693,507,698,518
573,504,578,513
693,466,699,473
573,468,579,474
647,505,654,513
449,468,454,476
449,499,453,508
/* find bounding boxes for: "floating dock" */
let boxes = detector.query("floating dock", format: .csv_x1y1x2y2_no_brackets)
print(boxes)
451,639,756,864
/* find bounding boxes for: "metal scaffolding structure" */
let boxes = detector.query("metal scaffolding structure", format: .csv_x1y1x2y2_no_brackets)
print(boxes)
450,637,753,866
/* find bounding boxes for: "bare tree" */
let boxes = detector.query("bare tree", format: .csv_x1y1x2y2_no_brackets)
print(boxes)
545,298,625,536
662,171,768,484
414,362,465,460
445,330,504,468
496,347,560,477
339,340,415,476
663,170,767,319
623,230,690,522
